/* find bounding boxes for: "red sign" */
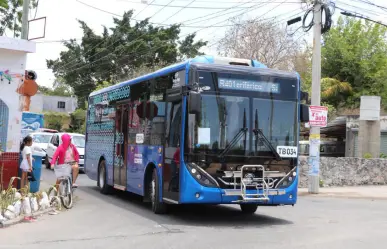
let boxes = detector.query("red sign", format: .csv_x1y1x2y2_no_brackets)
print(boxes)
309,105,328,127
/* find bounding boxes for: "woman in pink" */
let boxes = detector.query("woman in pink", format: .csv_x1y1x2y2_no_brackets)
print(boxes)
50,133,80,187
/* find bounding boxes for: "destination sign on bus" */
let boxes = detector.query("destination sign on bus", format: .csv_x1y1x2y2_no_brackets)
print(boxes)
218,78,280,93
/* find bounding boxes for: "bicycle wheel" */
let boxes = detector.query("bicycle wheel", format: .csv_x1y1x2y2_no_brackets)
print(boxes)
59,179,73,209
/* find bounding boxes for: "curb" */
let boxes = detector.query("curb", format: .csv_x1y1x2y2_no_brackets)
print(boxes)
0,208,55,228
298,191,387,200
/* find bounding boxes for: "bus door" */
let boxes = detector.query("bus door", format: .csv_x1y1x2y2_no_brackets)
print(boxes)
113,103,129,190
162,89,183,203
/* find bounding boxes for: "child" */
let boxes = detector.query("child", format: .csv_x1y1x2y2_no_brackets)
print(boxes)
20,136,33,189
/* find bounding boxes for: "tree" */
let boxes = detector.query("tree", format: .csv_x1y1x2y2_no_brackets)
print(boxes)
69,109,86,134
321,77,353,107
217,17,302,70
322,17,387,108
44,112,70,131
38,78,73,97
0,0,37,37
292,45,312,92
47,11,207,107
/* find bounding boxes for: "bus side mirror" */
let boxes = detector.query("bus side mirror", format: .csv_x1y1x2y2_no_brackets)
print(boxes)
300,104,309,122
188,91,201,115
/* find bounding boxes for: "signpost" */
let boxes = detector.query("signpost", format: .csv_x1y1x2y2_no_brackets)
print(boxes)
308,105,328,127
308,105,328,192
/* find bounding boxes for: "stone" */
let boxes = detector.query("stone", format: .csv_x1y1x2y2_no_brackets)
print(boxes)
298,157,387,187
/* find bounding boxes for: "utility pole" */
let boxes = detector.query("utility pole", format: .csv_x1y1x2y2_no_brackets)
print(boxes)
308,0,322,194
21,0,30,40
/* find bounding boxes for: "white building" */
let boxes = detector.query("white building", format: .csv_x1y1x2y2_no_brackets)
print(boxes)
0,36,36,153
30,93,78,113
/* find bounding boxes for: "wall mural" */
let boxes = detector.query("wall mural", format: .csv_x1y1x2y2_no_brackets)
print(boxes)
0,70,23,84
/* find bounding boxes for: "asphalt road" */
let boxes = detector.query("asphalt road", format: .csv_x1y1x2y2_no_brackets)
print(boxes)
1,168,386,249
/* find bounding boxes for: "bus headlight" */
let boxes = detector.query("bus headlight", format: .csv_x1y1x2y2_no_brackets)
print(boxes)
275,168,297,188
186,163,219,188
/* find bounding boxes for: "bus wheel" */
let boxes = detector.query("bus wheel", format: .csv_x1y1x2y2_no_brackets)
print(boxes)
240,204,258,214
98,160,111,195
150,168,167,214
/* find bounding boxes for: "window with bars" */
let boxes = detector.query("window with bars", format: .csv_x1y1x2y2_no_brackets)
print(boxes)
0,99,9,152
57,101,65,109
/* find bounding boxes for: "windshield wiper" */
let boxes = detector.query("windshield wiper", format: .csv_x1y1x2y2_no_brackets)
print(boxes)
218,108,248,158
253,109,282,161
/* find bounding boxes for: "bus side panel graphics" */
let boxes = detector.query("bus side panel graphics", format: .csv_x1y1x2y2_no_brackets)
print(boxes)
85,122,115,184
127,144,163,196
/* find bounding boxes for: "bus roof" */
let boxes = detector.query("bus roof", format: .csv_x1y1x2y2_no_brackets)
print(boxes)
89,55,283,98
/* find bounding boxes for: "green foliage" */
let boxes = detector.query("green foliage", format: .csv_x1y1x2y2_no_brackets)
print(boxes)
319,179,324,188
43,112,70,131
363,153,373,159
0,176,20,215
47,11,207,107
38,78,73,97
69,109,86,134
321,77,353,107
322,17,387,108
95,81,112,91
294,46,312,93
321,102,337,122
0,0,37,37
380,153,387,159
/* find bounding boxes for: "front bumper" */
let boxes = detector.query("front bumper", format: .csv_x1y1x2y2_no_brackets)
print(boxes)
177,164,298,205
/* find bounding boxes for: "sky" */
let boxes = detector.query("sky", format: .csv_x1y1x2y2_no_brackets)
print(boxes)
13,0,387,87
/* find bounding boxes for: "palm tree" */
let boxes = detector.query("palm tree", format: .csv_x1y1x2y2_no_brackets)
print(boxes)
321,77,353,107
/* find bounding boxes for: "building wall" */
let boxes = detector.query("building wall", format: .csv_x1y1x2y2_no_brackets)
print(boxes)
42,95,77,113
0,49,26,152
346,116,387,157
29,92,44,113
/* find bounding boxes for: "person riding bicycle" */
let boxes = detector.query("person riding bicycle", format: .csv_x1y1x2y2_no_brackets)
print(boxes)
50,133,80,188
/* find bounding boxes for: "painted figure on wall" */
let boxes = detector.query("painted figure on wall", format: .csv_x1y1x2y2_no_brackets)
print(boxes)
16,70,38,112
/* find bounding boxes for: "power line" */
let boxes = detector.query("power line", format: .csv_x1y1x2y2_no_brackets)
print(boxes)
160,0,196,23
119,0,299,9
150,0,175,19
34,0,40,19
206,8,305,48
133,0,156,18
60,0,273,73
353,0,387,13
59,0,290,74
57,0,178,73
340,10,387,27
75,0,266,28
336,0,387,17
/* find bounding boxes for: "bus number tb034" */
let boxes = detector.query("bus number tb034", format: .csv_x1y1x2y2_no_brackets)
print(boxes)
276,146,298,158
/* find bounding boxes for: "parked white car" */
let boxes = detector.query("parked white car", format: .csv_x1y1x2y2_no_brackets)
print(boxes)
30,132,55,163
45,133,85,171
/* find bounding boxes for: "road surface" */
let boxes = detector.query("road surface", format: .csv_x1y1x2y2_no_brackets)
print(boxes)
1,168,386,249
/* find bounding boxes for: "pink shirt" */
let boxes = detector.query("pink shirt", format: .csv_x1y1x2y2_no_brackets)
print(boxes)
64,147,74,163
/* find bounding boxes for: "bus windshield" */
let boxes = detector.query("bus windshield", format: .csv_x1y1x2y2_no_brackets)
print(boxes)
186,70,298,158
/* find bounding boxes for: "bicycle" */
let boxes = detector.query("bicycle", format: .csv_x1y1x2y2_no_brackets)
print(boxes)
49,162,77,209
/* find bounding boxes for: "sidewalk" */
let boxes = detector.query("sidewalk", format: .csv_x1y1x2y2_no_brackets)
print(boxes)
298,186,387,200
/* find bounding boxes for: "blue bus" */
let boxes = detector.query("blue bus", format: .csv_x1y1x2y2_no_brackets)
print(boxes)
85,55,310,214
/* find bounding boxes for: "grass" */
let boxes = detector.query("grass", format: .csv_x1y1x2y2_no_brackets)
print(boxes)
0,177,21,216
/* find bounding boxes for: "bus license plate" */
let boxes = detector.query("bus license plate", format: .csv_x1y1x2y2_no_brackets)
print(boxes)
276,146,298,158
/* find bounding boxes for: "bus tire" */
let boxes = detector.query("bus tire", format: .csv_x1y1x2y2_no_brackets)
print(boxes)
98,159,111,195
240,204,258,214
150,168,167,214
